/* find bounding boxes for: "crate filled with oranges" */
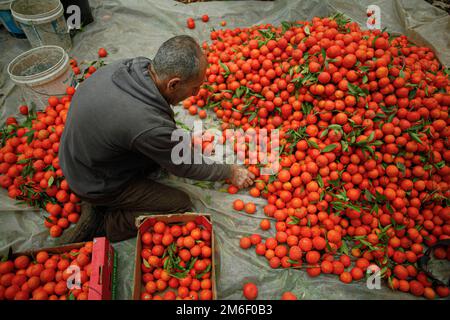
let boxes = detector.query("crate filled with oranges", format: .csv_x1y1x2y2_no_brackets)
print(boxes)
0,237,116,300
133,213,217,300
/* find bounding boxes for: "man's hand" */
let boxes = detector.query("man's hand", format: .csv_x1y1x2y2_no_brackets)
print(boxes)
230,165,255,189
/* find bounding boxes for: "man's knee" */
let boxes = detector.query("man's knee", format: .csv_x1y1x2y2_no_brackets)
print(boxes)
172,189,193,212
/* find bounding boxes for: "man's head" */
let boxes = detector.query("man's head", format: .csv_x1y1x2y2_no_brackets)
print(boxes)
151,35,206,105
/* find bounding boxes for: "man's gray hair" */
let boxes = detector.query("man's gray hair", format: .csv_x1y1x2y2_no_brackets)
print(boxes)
153,35,203,82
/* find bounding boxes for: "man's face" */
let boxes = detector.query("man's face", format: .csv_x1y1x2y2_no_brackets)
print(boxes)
165,55,207,105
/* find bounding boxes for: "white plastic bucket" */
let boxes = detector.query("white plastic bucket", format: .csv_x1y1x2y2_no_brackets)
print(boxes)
10,0,71,50
7,45,75,110
0,0,11,10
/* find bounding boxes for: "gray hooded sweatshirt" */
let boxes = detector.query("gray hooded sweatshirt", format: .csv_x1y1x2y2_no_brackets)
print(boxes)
59,57,231,200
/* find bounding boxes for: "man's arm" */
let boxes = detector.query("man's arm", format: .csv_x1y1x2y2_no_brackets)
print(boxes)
132,126,255,188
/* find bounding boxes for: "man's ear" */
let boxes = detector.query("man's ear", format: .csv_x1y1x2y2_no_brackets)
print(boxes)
167,77,181,92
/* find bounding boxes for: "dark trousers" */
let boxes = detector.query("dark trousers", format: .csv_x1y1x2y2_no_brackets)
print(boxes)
79,179,193,242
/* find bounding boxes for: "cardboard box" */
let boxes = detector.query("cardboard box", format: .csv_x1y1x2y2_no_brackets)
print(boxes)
11,237,117,300
133,213,217,300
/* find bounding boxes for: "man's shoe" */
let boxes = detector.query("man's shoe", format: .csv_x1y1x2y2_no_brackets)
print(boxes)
56,202,105,244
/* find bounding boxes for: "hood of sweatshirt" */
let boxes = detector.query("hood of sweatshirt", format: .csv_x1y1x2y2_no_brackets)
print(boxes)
111,56,173,118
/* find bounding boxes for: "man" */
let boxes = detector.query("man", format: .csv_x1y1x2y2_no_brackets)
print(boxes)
59,35,255,243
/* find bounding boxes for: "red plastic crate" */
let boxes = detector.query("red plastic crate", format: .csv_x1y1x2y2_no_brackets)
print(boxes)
8,237,117,300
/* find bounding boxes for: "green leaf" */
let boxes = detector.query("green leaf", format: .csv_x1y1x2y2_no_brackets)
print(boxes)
301,102,314,115
235,86,245,98
258,29,276,41
319,192,325,201
369,203,379,215
371,140,383,146
195,263,212,279
359,66,370,73
362,75,368,84
408,88,417,100
435,161,445,170
26,132,35,144
346,203,361,212
23,130,35,137
444,67,450,77
187,257,198,272
248,112,257,122
257,40,266,48
364,189,375,202
288,216,300,225
304,25,310,35
48,176,55,187
17,159,31,165
317,175,324,188
322,144,337,153
395,224,406,231
176,120,191,131
287,259,299,264
386,202,394,213
347,82,368,97
328,179,341,187
163,258,169,270
339,241,349,255
219,61,230,76
281,21,293,33
143,258,151,268
396,162,406,174
320,129,329,139
289,66,295,78
331,201,345,211
331,12,351,31
44,165,55,172
409,132,423,144
307,140,319,149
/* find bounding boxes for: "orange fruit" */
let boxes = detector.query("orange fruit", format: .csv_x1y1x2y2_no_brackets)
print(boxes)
243,282,258,300
281,292,297,300
244,202,256,214
233,199,245,211
260,219,271,230
240,237,252,249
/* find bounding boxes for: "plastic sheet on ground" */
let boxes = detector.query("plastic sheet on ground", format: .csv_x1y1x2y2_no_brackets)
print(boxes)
0,0,449,300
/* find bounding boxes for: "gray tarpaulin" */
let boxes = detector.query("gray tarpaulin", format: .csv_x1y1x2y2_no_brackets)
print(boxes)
0,0,449,300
